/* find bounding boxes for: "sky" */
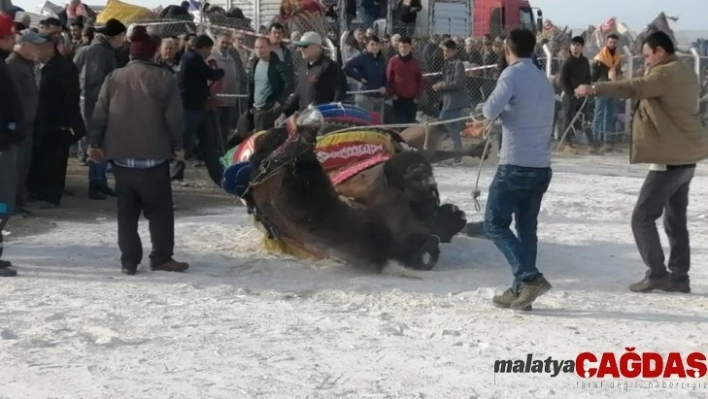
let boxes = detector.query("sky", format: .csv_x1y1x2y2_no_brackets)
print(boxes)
11,0,704,32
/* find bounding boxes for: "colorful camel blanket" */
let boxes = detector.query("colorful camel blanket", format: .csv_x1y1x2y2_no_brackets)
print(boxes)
223,130,396,186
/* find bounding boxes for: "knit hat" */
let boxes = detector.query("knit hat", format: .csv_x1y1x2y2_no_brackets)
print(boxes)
129,29,156,59
98,18,127,37
0,12,15,36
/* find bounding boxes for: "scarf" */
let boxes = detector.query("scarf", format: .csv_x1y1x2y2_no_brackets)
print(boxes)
594,47,620,69
66,3,88,19
399,53,413,62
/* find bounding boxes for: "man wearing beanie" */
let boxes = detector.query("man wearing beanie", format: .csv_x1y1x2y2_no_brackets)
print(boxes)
89,29,188,276
74,18,126,201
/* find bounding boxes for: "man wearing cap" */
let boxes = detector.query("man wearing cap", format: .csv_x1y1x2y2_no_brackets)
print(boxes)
0,12,25,277
74,18,126,200
278,31,344,122
27,32,85,209
7,30,45,217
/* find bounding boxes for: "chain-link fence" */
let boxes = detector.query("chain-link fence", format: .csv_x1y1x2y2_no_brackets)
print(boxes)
129,17,708,135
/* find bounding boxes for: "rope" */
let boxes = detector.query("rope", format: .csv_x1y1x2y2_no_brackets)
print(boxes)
471,119,496,212
325,114,477,135
554,96,590,151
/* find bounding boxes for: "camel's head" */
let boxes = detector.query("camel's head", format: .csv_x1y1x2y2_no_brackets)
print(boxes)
263,105,325,162
289,105,325,144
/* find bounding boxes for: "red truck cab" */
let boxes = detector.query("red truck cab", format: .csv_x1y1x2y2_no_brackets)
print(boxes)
473,0,540,38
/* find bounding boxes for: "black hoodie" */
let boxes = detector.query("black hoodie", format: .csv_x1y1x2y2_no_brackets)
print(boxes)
0,49,24,150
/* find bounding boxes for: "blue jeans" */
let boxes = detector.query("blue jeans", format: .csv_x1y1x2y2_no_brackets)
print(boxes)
592,96,617,144
484,165,552,291
438,108,465,151
88,160,108,184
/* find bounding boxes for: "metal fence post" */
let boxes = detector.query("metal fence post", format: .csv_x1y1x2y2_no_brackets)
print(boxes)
623,45,633,133
542,43,552,79
690,47,701,112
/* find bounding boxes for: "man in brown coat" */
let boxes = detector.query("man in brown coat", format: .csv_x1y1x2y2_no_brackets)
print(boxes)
576,31,708,294
89,29,188,276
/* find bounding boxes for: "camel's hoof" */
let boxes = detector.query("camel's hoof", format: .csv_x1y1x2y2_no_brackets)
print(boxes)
407,235,440,271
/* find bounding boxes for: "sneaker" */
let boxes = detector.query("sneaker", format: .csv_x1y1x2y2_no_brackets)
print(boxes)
493,288,532,311
0,267,17,277
628,274,671,293
660,277,690,294
150,259,189,272
0,259,12,268
511,276,552,310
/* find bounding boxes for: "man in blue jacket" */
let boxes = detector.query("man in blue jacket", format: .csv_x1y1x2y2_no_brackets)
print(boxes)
177,34,225,163
344,35,387,116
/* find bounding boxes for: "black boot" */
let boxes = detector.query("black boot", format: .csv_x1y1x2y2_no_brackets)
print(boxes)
99,182,116,197
88,182,107,200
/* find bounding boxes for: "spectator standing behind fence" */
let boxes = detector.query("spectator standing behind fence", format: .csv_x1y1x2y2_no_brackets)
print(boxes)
73,18,126,201
278,32,344,121
28,32,86,210
556,36,592,153
268,23,294,70
344,35,387,116
0,13,23,277
475,29,555,311
576,31,708,294
394,0,421,37
248,37,293,131
386,36,423,124
432,40,469,165
7,30,44,218
89,30,188,276
591,33,622,152
157,38,179,72
177,34,225,162
211,32,241,144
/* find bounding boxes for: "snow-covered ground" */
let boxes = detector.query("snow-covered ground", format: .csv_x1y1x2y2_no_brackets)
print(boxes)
2,153,708,399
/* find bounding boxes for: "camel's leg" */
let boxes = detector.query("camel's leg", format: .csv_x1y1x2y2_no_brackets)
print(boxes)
426,141,490,163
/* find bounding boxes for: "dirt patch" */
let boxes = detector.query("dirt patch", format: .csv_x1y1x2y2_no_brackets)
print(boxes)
5,159,238,240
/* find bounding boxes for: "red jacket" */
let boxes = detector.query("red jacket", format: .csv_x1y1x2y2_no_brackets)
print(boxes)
386,55,424,100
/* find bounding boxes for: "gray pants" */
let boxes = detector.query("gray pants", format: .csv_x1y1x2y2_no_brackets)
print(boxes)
0,144,19,260
632,166,695,280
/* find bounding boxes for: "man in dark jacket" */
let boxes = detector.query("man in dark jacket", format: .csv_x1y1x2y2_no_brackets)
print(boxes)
278,32,345,121
89,30,188,276
177,34,225,171
7,30,44,217
74,18,126,200
0,12,23,277
27,33,86,209
432,39,469,165
344,35,387,116
557,36,593,150
248,37,293,130
268,23,294,73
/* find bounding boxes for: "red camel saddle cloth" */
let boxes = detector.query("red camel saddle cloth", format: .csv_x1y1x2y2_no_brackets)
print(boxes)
315,131,396,186
229,130,396,186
